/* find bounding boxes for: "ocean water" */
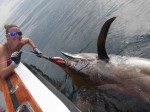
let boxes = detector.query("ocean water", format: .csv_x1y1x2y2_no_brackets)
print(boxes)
0,0,150,111
0,0,21,41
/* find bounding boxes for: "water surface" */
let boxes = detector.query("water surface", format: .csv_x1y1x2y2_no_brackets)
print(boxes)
0,0,150,111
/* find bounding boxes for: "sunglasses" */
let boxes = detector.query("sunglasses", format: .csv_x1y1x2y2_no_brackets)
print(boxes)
9,32,22,36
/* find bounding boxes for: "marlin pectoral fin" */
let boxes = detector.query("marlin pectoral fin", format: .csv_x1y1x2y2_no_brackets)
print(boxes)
61,51,83,59
97,17,116,61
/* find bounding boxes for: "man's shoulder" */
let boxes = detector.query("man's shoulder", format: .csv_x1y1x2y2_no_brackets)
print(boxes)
0,44,5,55
21,37,29,43
22,37,29,40
0,43,5,49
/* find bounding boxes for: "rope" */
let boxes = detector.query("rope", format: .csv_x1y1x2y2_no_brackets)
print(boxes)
21,51,35,55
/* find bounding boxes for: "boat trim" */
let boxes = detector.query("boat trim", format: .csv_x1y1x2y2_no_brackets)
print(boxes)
15,63,80,112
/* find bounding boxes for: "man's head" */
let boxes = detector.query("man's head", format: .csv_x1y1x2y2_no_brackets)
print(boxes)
5,24,22,47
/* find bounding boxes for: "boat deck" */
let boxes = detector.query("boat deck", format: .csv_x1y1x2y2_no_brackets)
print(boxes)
0,63,80,112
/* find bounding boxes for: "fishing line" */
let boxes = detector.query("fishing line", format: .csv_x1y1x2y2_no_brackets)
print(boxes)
21,51,36,55
22,50,45,59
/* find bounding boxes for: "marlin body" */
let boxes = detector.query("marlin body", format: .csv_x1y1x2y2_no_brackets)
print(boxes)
37,17,150,89
60,52,150,87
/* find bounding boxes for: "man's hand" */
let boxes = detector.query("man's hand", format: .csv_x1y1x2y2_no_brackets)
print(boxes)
11,51,22,68
33,47,42,57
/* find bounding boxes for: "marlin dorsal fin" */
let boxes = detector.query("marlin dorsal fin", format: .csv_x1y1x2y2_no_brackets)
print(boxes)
97,17,116,61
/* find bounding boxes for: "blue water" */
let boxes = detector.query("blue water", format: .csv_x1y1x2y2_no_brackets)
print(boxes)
1,0,150,111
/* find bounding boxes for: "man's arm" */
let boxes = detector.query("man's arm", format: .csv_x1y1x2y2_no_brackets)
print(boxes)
21,37,36,49
21,37,42,55
0,45,15,79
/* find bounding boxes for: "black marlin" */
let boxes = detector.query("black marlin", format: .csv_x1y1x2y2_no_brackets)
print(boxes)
34,17,150,88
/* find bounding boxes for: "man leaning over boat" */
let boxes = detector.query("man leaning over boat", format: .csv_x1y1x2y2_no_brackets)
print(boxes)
0,24,42,79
